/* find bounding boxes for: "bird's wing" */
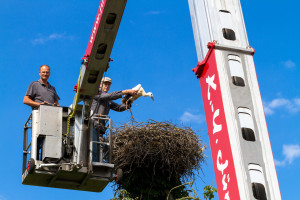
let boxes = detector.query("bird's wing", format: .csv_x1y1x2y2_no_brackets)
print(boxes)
137,87,145,95
130,88,143,102
132,84,142,90
122,84,142,104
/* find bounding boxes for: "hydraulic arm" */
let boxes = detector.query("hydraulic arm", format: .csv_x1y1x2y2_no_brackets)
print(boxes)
72,0,127,115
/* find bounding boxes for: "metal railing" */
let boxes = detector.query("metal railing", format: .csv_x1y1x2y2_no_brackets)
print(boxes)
89,115,113,169
23,114,32,174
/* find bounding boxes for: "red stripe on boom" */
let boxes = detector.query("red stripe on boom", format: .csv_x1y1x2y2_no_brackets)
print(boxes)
84,0,107,59
195,44,240,200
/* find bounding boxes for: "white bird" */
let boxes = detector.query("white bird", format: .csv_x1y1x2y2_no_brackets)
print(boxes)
121,84,154,107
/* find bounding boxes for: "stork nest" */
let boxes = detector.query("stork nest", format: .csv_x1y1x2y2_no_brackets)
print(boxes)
112,120,206,180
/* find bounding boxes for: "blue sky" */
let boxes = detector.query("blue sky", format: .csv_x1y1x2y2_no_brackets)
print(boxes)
0,0,299,199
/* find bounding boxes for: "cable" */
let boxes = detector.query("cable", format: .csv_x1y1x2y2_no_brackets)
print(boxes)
65,64,108,136
89,70,107,119
65,70,82,136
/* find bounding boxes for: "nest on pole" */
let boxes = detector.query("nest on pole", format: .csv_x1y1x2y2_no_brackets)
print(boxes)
112,120,206,199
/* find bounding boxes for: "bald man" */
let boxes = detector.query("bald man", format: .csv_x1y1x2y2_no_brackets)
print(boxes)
24,65,60,109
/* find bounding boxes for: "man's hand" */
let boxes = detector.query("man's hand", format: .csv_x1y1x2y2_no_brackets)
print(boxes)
24,96,60,108
41,101,59,106
23,95,42,108
41,101,49,105
122,89,138,96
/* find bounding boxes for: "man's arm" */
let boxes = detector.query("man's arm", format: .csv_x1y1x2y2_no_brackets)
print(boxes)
95,91,123,101
110,101,128,112
94,89,137,101
122,89,137,96
23,96,60,107
108,90,137,111
54,100,60,106
23,95,41,107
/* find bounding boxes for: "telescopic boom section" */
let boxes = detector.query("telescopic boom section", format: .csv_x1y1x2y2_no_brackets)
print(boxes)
75,0,127,105
188,0,281,199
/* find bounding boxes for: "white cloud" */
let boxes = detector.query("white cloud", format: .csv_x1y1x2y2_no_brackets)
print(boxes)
283,144,300,164
281,60,296,69
144,11,164,15
263,97,300,115
31,33,74,45
48,33,64,40
179,111,205,124
263,105,274,115
0,195,7,200
275,144,300,167
294,98,300,106
268,98,290,108
274,159,285,167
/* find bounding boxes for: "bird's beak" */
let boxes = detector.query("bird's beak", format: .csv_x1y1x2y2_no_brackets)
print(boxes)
151,96,154,101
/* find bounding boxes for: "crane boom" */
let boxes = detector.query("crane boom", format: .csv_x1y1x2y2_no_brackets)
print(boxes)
188,0,281,199
75,0,127,109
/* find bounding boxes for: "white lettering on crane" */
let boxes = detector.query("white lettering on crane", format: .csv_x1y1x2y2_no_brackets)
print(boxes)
222,174,230,190
206,73,231,199
222,174,228,190
225,192,230,200
217,150,228,175
206,75,216,100
90,1,105,44
206,75,222,134
213,109,222,134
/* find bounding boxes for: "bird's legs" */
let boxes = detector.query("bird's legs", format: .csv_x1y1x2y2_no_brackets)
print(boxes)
128,108,135,121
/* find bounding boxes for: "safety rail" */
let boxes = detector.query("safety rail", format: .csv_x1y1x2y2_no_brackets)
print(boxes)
89,115,114,172
23,114,32,174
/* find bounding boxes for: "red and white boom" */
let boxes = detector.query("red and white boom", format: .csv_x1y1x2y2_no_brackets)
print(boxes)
75,0,127,109
188,0,282,199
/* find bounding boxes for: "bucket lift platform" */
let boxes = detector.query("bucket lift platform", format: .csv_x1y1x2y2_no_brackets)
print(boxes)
22,0,128,192
22,105,116,192
22,165,112,192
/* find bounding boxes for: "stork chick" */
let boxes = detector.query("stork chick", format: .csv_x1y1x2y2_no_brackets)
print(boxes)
121,84,154,107
121,84,142,104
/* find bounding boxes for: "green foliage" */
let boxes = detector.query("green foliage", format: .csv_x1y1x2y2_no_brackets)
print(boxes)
111,182,217,200
167,180,217,200
203,185,217,200
167,180,199,200
115,168,189,200
110,189,138,200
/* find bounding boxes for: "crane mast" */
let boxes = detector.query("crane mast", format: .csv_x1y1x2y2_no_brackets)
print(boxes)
188,0,281,199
